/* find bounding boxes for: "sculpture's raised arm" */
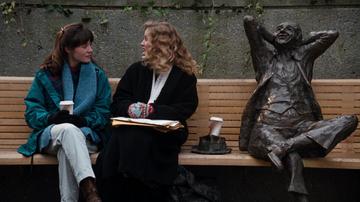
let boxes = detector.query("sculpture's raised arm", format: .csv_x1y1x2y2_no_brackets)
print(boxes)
302,30,339,60
258,25,275,46
243,15,267,50
243,15,273,78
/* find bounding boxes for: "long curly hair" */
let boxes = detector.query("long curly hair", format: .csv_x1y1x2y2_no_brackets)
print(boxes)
40,23,94,75
142,21,198,75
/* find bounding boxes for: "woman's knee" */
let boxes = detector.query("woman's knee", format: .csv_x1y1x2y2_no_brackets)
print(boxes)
53,123,79,132
52,123,84,139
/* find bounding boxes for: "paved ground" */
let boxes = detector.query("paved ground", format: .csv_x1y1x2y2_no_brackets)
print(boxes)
1,165,360,202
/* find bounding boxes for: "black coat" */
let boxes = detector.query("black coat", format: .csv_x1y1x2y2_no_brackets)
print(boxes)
100,61,198,185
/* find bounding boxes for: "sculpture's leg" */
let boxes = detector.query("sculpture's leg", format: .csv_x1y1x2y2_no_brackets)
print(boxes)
291,192,309,202
286,152,308,198
269,115,358,166
249,122,299,170
267,134,313,171
248,123,286,160
303,115,358,155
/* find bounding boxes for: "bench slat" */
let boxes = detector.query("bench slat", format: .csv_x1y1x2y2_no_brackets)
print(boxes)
0,132,29,139
316,93,360,100
312,86,360,93
0,83,31,91
0,112,24,119
209,93,252,100
0,119,27,125
0,126,31,133
31,150,360,169
179,150,360,169
33,153,100,165
0,98,24,104
0,150,31,165
0,105,25,112
0,91,28,98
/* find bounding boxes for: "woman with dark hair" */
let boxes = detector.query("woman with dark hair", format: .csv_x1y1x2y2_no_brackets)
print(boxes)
18,23,111,202
97,21,199,201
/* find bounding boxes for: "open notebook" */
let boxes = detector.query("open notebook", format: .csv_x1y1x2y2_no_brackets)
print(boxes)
111,117,183,132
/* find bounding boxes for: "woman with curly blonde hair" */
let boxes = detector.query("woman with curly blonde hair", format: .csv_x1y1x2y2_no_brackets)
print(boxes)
97,21,199,201
142,21,198,75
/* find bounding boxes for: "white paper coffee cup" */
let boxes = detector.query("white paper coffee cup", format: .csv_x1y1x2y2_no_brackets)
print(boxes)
60,100,74,115
209,116,224,136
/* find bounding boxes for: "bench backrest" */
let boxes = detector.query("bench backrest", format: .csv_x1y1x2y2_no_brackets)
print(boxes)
1,77,359,153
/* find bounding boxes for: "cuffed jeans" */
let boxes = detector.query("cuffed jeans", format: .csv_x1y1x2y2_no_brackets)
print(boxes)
45,123,98,202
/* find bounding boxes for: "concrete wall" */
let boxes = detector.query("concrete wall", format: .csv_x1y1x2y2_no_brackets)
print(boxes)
0,0,359,78
1,1,360,202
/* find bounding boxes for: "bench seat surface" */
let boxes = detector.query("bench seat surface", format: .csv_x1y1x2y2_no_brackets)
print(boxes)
1,77,359,169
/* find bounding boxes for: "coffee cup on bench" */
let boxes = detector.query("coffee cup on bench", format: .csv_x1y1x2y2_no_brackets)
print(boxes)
209,117,224,136
191,116,231,154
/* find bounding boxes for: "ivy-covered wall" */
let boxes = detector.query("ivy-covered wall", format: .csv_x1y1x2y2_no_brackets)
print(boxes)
1,1,360,202
0,0,359,78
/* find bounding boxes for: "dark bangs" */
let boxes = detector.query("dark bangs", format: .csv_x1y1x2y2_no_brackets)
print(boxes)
63,24,94,49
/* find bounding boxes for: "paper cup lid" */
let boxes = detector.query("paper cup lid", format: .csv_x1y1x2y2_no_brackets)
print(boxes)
60,100,74,105
210,117,223,122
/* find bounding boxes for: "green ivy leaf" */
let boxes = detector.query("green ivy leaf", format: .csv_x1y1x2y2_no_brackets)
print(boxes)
21,41,27,47
147,0,155,7
99,18,109,25
123,6,133,12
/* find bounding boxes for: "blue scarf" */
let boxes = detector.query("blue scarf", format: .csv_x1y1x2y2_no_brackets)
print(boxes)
62,62,97,115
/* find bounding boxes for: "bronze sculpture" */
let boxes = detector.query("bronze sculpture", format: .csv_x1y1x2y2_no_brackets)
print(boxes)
239,15,358,202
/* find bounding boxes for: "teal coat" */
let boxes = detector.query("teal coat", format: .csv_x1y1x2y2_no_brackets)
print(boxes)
18,66,111,157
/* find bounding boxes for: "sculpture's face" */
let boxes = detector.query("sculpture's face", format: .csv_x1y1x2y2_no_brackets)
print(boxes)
274,22,300,47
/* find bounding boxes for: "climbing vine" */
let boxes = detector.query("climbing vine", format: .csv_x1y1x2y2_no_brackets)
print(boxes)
120,1,169,17
0,1,29,47
1,1,75,47
0,0,263,64
199,0,216,74
0,1,15,24
244,0,264,18
45,4,73,17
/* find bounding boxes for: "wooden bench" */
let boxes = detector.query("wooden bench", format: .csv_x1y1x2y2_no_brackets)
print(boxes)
1,77,360,169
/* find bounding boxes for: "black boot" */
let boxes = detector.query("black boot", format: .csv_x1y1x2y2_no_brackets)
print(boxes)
80,177,102,202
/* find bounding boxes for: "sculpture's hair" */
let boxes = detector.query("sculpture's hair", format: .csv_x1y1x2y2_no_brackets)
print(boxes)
142,21,198,75
40,23,94,75
288,22,302,44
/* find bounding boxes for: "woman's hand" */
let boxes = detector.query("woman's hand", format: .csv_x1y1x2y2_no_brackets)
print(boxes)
48,110,86,127
48,110,72,124
68,115,87,128
128,102,154,118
